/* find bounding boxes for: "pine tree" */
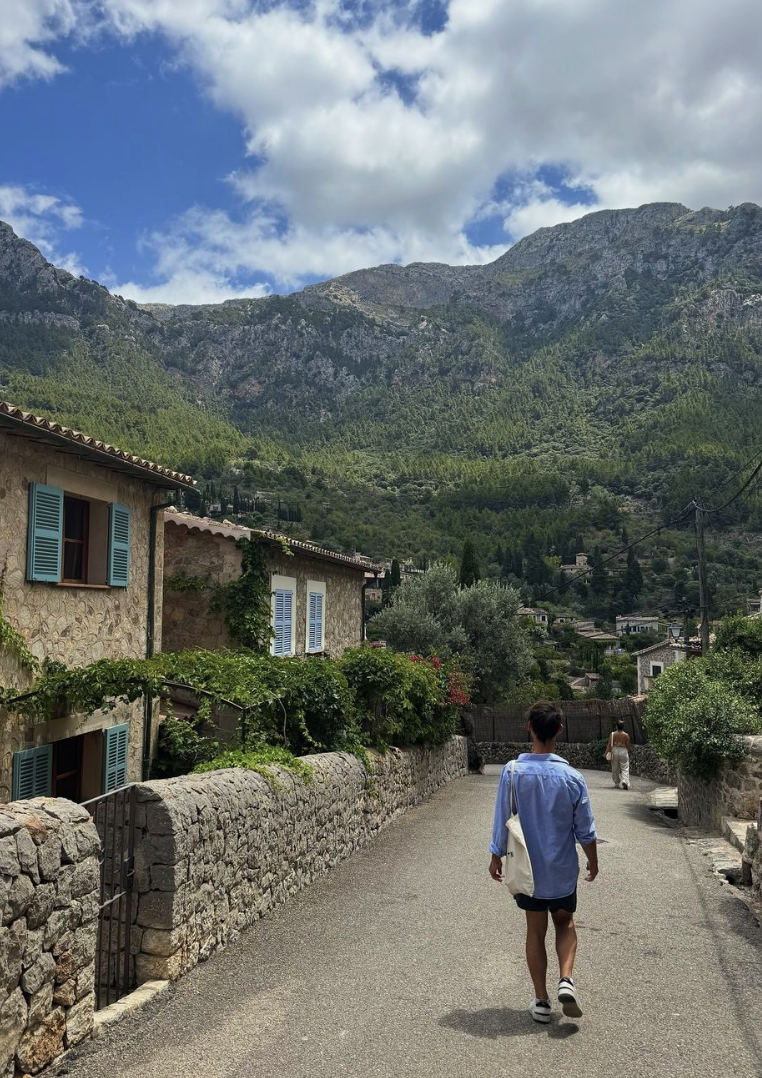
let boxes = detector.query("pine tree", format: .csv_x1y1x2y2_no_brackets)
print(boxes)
233,486,240,514
459,540,481,587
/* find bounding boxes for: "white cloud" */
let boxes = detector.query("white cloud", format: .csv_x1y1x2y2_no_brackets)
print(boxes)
0,0,82,88
0,184,87,276
9,0,762,294
109,202,505,303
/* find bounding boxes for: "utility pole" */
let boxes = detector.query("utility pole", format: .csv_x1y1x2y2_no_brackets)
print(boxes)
694,501,710,656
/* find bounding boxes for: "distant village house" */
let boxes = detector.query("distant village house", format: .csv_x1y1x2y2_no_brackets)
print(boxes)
518,606,549,627
616,614,660,635
635,638,700,694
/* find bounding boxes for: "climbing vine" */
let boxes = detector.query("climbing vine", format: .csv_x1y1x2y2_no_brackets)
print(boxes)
163,571,213,593
0,590,39,680
215,538,274,650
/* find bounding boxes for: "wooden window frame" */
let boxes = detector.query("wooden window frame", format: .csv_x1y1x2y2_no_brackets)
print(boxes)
62,495,90,585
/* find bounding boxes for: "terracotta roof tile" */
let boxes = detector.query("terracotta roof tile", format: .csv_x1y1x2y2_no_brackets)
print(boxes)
0,400,195,488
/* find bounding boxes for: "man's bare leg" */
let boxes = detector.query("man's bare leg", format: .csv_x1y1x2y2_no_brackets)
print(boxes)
524,910,549,999
551,909,577,980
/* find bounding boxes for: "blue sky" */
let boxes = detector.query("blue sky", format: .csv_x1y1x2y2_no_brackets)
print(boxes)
1,0,761,303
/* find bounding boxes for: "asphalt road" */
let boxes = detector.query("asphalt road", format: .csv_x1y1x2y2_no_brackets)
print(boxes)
56,766,762,1078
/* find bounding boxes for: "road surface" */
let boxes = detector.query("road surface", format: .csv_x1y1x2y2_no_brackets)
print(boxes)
55,766,762,1078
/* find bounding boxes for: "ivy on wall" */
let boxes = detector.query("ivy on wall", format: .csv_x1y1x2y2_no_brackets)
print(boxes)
0,590,40,697
216,538,275,651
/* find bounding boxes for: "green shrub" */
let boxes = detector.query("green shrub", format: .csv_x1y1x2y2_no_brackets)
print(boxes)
714,614,762,659
644,658,760,780
192,746,314,788
153,711,220,778
589,737,609,765
340,647,457,749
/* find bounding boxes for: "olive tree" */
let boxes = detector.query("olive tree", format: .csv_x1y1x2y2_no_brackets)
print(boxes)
369,563,534,702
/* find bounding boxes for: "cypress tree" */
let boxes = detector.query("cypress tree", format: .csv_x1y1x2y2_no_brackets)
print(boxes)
459,540,481,587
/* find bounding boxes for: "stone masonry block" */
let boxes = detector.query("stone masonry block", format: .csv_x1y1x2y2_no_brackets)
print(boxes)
37,835,62,882
0,919,26,995
15,830,40,884
150,859,189,891
20,951,56,995
136,888,186,930
0,837,20,877
27,981,54,1025
70,857,99,899
0,988,26,1077
135,949,184,983
64,996,94,1049
3,871,35,922
140,927,185,957
16,1007,66,1076
24,884,56,931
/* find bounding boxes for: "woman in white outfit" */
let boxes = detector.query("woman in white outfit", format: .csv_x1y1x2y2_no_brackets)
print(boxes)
607,721,630,789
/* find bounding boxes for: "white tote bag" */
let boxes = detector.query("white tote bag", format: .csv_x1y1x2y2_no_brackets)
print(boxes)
504,760,535,897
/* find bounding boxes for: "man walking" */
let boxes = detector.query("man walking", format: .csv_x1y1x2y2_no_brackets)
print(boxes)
489,701,598,1022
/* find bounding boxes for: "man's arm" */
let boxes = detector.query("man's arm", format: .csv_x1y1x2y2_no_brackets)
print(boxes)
571,776,598,882
488,765,511,882
582,839,598,882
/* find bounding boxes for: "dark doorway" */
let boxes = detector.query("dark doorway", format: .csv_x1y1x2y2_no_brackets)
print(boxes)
53,735,83,801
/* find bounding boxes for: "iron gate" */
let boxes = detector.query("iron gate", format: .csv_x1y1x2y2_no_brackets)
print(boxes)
82,784,136,1010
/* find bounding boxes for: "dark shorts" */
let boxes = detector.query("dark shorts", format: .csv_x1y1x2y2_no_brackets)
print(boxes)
514,890,577,914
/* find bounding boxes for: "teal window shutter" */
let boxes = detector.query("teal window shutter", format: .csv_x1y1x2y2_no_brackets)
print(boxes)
103,723,130,792
308,592,324,651
26,484,63,582
272,589,293,656
12,745,53,800
108,503,131,587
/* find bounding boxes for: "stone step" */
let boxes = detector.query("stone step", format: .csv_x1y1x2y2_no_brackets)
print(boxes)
648,787,678,814
721,816,756,855
686,832,745,884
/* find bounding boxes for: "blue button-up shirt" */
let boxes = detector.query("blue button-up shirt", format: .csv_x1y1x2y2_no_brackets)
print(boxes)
490,753,597,899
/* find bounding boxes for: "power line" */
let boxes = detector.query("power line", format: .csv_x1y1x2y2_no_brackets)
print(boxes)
697,455,762,514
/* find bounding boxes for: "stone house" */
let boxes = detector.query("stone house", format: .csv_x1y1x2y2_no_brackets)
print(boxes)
560,552,589,576
518,606,549,627
162,511,367,657
635,639,701,694
0,401,195,803
616,614,660,635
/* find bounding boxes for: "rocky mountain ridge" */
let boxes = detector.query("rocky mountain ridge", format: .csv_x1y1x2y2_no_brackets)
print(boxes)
2,201,762,461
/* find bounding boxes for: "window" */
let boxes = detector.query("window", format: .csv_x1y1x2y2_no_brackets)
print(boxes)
53,735,83,801
271,574,296,656
27,483,131,587
103,723,130,792
306,580,326,653
12,745,52,800
650,663,663,678
63,496,89,583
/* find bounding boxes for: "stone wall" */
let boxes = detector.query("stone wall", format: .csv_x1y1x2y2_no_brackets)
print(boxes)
0,431,167,799
130,739,467,982
478,742,676,784
0,798,100,1077
162,522,239,652
678,736,762,830
162,522,365,658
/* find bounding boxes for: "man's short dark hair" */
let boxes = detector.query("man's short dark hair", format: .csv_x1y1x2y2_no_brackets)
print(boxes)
527,701,563,743
616,720,625,730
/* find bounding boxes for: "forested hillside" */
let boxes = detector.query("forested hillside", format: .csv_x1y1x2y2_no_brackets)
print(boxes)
3,203,762,620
